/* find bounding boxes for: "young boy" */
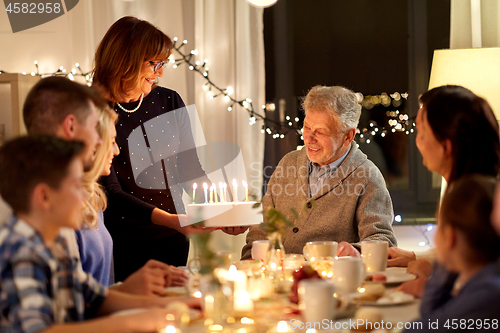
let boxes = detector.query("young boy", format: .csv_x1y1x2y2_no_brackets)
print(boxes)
0,135,197,333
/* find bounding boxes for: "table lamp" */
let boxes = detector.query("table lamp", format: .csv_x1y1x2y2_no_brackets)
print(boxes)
428,47,500,120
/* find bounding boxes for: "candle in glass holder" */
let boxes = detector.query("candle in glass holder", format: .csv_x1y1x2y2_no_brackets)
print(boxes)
232,179,238,203
203,182,208,204
242,180,248,202
192,183,197,204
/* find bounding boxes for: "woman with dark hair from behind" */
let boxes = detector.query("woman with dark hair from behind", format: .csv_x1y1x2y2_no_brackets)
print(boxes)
417,85,499,183
404,175,500,332
387,85,500,296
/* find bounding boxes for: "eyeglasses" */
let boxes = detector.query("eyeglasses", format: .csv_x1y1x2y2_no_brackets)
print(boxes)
148,60,167,73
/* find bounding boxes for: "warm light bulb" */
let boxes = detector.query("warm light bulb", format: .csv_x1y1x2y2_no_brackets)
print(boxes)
226,86,234,95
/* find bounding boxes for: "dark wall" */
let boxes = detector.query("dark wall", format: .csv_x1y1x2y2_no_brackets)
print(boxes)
291,0,409,96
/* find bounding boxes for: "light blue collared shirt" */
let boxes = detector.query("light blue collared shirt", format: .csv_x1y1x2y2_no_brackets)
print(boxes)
308,147,351,198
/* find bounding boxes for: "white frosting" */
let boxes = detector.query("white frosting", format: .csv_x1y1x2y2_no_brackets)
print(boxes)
187,201,263,227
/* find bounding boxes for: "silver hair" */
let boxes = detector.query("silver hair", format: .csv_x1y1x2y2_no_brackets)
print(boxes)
302,85,361,133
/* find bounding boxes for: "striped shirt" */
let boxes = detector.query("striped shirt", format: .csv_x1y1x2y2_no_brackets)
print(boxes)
0,216,107,333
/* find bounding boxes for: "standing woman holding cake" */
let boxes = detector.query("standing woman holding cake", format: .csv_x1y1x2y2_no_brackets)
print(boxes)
91,16,236,281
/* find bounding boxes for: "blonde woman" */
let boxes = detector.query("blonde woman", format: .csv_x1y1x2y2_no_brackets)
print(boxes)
76,106,186,294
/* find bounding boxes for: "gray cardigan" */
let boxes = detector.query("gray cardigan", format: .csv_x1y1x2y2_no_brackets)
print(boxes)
241,142,396,259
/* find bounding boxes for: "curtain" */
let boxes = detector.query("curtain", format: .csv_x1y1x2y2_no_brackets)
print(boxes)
0,0,266,260
450,0,500,48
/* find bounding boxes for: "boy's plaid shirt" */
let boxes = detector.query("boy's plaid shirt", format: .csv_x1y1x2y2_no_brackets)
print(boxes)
0,216,107,333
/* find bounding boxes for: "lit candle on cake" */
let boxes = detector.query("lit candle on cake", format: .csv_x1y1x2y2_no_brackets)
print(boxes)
192,183,197,204
203,182,208,204
213,183,218,203
242,180,248,202
209,184,214,203
218,182,224,202
232,179,238,203
224,183,228,203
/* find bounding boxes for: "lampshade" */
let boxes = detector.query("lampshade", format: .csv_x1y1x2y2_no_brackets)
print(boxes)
247,0,278,8
428,47,500,119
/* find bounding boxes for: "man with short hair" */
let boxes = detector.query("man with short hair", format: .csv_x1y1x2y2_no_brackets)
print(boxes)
242,85,396,259
23,76,104,171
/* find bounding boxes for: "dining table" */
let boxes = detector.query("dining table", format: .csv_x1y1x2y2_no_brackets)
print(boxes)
159,267,422,333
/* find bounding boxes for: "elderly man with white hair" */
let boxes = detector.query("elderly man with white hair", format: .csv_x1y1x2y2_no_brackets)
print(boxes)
241,85,397,259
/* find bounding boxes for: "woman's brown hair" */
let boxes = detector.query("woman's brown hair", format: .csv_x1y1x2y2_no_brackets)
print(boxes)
92,16,173,102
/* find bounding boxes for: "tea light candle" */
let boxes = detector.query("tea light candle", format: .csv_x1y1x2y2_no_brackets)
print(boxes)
233,289,254,313
227,265,248,293
242,180,248,202
192,183,197,204
276,320,289,332
213,183,218,203
203,182,208,204
232,179,238,203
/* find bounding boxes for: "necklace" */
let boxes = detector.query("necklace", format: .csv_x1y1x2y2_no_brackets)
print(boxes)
116,94,144,113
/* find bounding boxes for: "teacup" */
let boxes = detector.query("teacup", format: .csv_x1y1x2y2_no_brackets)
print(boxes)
361,240,388,272
303,241,338,261
330,256,365,294
251,240,270,262
298,279,337,322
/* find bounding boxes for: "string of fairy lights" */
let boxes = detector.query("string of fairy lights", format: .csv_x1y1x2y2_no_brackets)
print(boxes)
0,39,415,141
168,37,302,138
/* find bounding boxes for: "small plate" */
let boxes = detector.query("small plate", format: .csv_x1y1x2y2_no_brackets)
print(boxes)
161,286,187,297
352,291,415,306
364,268,416,285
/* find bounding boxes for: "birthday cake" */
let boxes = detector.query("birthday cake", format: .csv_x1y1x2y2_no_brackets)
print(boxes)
187,201,263,227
